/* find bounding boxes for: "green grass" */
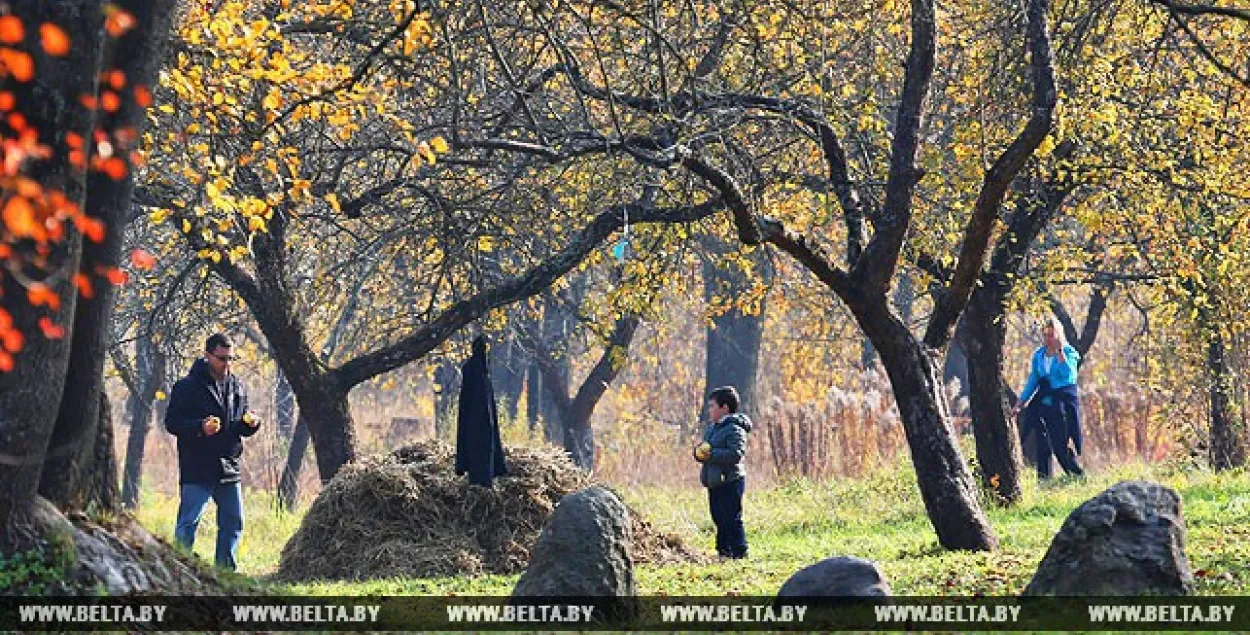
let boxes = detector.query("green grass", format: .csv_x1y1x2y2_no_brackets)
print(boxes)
133,460,1250,597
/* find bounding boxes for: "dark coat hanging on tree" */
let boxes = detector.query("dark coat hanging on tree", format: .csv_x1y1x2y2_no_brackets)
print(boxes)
455,336,509,486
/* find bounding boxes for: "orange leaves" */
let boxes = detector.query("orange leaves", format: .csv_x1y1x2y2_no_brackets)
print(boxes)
0,16,22,44
104,69,125,90
129,248,156,270
0,48,33,82
98,156,127,180
39,23,70,57
74,272,94,299
27,282,59,310
104,6,136,38
74,215,105,242
2,195,35,238
100,266,127,285
38,316,64,339
100,90,121,113
133,84,152,108
0,92,13,111
0,307,15,371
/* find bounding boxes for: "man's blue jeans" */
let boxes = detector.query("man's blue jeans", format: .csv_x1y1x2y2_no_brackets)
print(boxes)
174,482,243,570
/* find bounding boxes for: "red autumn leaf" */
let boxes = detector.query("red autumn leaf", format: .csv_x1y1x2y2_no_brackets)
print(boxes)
73,272,94,299
15,177,39,198
65,131,83,149
76,216,106,242
40,23,70,57
2,195,37,238
1,326,23,353
0,17,23,44
100,156,127,180
134,84,152,108
79,94,97,110
38,317,64,339
104,9,136,37
27,283,60,310
0,91,13,111
101,91,120,112
100,266,128,286
0,308,11,330
129,248,156,270
105,69,125,90
0,49,34,82
0,350,13,372
7,111,26,131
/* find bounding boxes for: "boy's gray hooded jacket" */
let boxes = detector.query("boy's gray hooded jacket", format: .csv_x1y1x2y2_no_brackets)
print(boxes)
700,413,753,488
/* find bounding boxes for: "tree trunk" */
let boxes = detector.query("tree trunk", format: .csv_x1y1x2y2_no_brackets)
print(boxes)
274,368,296,441
277,415,312,511
122,332,165,509
525,360,540,432
855,299,998,551
959,289,1024,503
1208,330,1245,470
701,254,766,419
434,359,460,439
39,0,176,513
0,0,105,539
491,338,526,422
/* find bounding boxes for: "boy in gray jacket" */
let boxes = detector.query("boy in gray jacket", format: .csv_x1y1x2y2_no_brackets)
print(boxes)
694,386,752,559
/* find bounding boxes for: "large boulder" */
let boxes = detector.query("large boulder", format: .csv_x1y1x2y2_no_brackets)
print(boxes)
777,556,893,598
512,485,635,597
1024,480,1193,596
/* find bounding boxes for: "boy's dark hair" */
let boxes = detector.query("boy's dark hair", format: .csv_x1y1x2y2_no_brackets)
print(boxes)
708,386,740,413
205,333,233,353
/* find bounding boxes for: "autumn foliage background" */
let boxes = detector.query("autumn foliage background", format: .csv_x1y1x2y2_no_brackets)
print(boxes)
0,0,1247,588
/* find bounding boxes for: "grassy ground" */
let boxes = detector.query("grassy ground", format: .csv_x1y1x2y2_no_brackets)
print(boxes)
132,459,1250,596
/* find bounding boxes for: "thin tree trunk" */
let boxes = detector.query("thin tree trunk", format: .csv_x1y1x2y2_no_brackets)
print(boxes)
1208,329,1245,470
277,415,312,511
274,369,296,441
122,333,165,509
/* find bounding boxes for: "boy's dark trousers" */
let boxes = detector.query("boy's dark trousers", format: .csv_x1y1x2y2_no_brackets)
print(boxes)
708,478,747,558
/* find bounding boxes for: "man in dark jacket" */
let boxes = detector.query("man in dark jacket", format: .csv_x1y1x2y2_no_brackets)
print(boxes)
454,336,508,486
694,386,753,559
164,333,260,570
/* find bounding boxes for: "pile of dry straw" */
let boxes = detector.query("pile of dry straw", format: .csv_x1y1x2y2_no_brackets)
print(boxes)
276,440,699,581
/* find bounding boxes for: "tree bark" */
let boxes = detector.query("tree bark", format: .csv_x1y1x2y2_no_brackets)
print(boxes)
960,287,1024,503
535,315,641,471
701,251,767,419
277,414,312,511
1208,328,1246,470
274,368,296,441
0,0,106,539
855,298,1000,550
122,332,165,509
38,0,177,512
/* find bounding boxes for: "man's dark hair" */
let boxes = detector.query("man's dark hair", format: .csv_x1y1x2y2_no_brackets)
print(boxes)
205,333,233,353
708,386,740,413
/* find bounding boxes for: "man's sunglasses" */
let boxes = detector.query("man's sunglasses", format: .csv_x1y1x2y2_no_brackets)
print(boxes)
210,353,240,362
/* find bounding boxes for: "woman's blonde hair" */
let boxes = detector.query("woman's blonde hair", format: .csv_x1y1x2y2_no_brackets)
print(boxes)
1044,314,1068,346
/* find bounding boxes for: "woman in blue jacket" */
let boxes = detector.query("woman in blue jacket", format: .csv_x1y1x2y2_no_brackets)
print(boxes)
1011,317,1084,479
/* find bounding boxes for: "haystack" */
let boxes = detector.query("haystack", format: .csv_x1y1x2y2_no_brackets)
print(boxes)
275,440,698,582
